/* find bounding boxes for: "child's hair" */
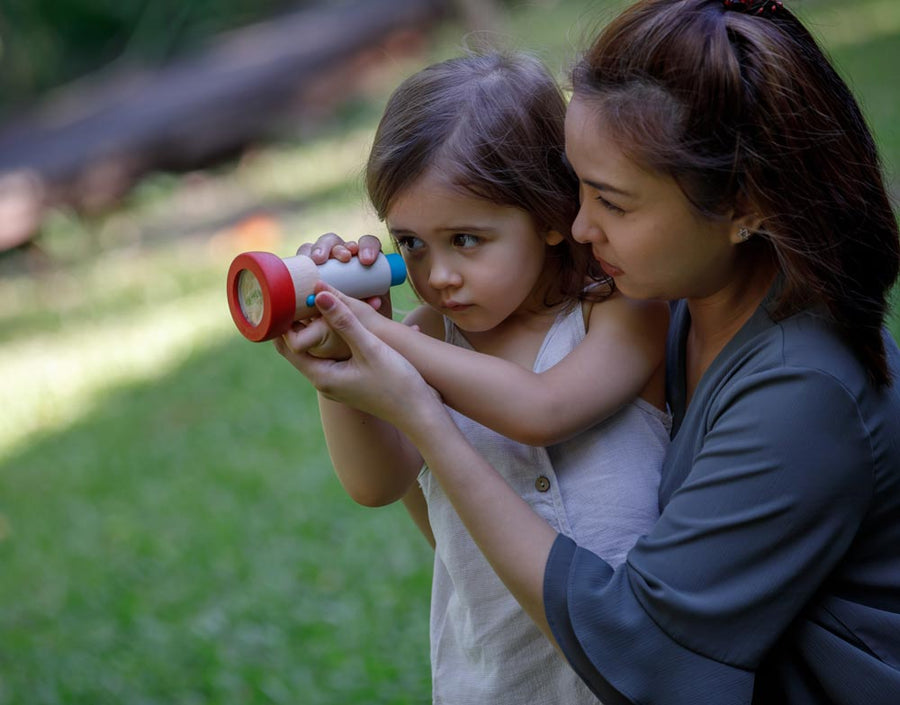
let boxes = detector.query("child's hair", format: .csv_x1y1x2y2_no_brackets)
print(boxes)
572,0,900,385
366,50,608,305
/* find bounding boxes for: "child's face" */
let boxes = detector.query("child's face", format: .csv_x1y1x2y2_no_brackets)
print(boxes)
387,168,561,333
564,95,738,302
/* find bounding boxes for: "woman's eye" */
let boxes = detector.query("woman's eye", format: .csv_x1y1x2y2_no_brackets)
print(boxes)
597,195,625,215
396,236,425,252
452,233,481,248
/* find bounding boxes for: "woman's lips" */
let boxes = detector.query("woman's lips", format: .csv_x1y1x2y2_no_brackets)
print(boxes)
596,257,623,277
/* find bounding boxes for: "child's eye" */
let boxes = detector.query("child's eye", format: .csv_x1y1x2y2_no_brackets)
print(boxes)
452,233,481,248
597,195,625,215
396,235,425,252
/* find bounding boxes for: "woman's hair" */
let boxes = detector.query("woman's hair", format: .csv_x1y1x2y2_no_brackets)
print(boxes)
366,51,607,304
572,0,900,385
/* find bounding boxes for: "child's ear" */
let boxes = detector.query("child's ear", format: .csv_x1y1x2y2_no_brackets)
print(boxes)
544,230,565,246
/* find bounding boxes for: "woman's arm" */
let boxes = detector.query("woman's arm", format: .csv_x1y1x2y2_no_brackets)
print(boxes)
354,293,668,446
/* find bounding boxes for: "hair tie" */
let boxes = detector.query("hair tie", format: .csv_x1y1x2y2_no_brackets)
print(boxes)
722,0,784,17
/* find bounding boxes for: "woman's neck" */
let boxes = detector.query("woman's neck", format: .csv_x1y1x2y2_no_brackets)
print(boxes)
684,252,778,402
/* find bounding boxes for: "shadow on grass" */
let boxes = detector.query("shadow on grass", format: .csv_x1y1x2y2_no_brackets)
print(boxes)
0,331,432,705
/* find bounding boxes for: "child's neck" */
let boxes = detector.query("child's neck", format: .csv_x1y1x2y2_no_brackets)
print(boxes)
460,301,566,369
460,261,570,366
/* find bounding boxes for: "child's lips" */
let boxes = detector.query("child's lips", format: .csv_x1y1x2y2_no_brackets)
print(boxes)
443,301,472,312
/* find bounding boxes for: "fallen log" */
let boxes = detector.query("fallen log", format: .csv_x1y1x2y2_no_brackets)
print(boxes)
0,0,450,251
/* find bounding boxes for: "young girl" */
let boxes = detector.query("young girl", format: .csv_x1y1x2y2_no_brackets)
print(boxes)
277,52,670,703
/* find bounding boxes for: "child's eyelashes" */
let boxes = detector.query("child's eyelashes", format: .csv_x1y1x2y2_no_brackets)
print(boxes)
393,232,482,253
396,235,426,252
451,233,481,248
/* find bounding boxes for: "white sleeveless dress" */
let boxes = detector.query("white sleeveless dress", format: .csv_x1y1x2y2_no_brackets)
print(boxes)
420,303,671,704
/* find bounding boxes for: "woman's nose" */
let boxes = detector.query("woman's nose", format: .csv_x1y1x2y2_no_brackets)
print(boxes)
571,205,603,245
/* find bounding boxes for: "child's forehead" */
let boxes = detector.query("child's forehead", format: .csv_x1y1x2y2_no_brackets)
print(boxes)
387,170,483,215
386,189,534,238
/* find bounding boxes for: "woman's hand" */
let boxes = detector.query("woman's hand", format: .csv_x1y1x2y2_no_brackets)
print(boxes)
278,316,352,361
277,282,393,361
274,284,443,431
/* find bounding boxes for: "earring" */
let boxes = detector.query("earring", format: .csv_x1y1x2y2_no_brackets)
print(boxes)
737,227,752,242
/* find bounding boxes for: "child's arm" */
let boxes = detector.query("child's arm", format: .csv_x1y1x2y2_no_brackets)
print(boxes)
277,335,425,513
402,484,435,549
316,394,425,507
344,291,668,447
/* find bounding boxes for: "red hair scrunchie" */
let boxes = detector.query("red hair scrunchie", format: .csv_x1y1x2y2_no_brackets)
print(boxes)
722,0,784,17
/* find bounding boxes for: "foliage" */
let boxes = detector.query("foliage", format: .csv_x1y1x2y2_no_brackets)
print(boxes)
0,0,301,117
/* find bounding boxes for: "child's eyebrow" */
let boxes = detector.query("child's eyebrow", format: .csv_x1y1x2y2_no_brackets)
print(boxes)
390,225,494,237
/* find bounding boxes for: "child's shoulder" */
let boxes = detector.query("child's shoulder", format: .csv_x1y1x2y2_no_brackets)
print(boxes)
401,304,446,341
584,292,669,341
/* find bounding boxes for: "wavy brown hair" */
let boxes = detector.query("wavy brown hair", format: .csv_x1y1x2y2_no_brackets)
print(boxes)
366,51,608,305
572,0,899,385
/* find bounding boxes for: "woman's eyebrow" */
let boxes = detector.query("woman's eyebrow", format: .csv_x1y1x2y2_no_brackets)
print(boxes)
582,178,633,198
564,153,634,198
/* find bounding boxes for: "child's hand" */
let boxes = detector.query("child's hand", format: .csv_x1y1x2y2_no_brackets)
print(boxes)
298,233,383,266
296,233,393,320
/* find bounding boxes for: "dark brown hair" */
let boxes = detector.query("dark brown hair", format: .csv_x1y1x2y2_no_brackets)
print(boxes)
572,0,899,385
367,51,607,304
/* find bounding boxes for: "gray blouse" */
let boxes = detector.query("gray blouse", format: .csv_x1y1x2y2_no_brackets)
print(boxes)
544,298,900,704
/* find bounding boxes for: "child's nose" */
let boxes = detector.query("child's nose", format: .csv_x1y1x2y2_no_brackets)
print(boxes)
428,258,462,289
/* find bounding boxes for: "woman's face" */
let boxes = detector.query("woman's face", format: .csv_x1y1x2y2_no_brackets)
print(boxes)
564,95,739,302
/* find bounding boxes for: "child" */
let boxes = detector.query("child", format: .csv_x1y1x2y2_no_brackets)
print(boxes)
277,51,670,704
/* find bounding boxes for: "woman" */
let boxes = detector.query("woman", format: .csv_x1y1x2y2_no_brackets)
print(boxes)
284,0,900,702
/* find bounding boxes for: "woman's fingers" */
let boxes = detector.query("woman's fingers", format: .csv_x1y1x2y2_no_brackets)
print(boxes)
279,314,352,361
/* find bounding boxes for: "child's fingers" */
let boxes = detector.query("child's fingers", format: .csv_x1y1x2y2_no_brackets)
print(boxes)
300,232,351,263
356,234,384,265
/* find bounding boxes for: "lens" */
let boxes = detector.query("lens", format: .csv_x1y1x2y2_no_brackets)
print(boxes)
237,269,265,326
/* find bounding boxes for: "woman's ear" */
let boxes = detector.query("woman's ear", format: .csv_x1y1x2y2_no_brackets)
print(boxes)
729,195,764,245
544,230,565,246
729,214,765,245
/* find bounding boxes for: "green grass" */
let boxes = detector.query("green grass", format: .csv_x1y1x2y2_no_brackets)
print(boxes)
1,1,899,703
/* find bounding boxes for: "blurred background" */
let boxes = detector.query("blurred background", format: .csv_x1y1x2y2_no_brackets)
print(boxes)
0,0,897,703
